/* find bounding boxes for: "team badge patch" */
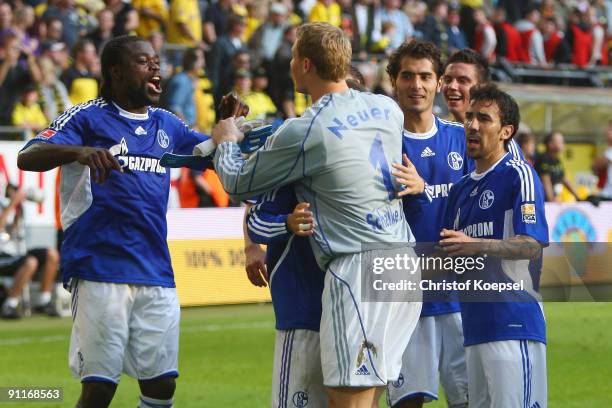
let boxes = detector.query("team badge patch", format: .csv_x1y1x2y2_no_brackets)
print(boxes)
37,129,56,139
478,190,495,209
521,203,537,224
447,151,463,170
157,129,169,148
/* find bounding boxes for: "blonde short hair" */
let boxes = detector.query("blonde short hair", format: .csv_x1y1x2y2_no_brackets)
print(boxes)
296,22,351,81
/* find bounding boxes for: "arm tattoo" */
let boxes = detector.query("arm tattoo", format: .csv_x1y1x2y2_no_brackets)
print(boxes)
479,235,543,260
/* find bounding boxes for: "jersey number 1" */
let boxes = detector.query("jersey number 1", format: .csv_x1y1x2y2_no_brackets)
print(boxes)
368,134,395,200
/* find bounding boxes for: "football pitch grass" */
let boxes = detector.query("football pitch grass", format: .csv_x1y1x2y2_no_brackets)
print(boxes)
1,303,611,407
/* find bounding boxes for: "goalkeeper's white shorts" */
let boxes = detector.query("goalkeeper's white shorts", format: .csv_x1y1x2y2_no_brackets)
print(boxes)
320,252,422,387
271,329,327,408
68,279,180,384
466,340,547,408
387,312,468,407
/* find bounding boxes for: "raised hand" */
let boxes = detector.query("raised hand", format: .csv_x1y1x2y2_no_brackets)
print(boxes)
392,154,425,197
218,91,250,119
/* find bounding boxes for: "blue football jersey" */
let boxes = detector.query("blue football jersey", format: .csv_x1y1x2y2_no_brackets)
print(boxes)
402,116,468,316
444,153,549,346
23,98,209,287
246,185,324,331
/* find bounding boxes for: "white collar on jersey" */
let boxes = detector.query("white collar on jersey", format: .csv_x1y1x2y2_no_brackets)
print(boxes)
402,115,437,139
112,102,149,120
470,152,510,180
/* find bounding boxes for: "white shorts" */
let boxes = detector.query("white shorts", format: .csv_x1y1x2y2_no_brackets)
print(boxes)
466,340,547,408
69,280,180,384
320,252,422,387
271,329,327,408
387,312,468,406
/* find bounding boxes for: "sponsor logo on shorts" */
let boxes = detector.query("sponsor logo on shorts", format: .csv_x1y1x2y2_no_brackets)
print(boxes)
355,364,370,376
292,391,308,407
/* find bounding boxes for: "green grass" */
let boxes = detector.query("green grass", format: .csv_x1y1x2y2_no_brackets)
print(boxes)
0,303,610,407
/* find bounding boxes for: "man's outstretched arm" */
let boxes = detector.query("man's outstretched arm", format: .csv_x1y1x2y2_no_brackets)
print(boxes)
18,144,121,183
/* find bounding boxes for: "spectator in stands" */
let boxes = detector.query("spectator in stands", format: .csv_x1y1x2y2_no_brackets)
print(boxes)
44,17,64,44
541,16,571,64
210,14,246,105
42,0,85,48
203,0,235,44
272,24,297,117
40,40,70,71
588,6,609,65
233,68,251,96
165,47,204,127
1,184,60,319
106,0,138,37
566,7,594,68
515,5,548,66
496,0,530,24
0,33,41,126
421,0,452,60
214,49,251,114
132,0,168,38
535,131,581,202
148,31,172,78
446,5,468,55
350,0,383,56
516,131,536,166
473,7,496,62
11,6,38,56
37,56,72,122
0,2,12,40
12,85,48,133
309,0,341,27
248,2,288,72
60,39,98,104
167,0,202,49
86,8,114,53
591,122,612,200
243,66,277,120
380,0,413,49
493,6,522,62
459,0,482,46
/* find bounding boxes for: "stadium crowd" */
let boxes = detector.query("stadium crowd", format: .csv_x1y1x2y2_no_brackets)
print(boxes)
0,0,610,133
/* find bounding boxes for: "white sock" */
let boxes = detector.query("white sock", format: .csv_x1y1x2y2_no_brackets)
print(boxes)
4,297,19,308
37,291,52,306
138,395,173,408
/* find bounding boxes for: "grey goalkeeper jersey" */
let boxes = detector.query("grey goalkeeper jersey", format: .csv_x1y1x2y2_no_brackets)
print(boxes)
214,89,413,268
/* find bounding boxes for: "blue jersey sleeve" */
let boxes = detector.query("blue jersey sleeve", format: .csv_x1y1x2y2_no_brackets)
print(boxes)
170,115,210,156
509,161,549,245
23,105,88,150
246,186,298,245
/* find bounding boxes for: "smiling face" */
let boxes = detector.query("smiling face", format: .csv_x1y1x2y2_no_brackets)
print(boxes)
392,56,439,116
441,62,480,122
112,41,162,106
464,99,512,161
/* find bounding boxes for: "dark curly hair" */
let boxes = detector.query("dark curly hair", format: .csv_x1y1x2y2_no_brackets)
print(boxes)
386,40,442,80
469,83,520,149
